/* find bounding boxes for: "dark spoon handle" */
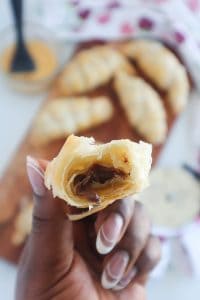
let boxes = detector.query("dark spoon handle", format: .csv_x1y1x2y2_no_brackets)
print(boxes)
10,0,23,41
183,164,200,181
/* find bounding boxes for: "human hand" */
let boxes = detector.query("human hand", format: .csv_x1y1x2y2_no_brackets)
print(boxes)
15,157,161,300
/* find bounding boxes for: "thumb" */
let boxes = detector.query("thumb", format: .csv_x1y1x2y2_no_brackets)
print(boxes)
26,156,74,271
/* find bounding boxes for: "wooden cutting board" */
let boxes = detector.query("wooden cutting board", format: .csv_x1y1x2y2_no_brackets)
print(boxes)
0,41,176,264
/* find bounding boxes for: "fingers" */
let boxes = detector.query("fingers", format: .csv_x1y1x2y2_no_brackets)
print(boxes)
95,197,135,254
114,236,161,291
117,201,151,268
118,283,146,300
135,235,161,280
100,202,161,290
101,202,150,289
101,250,130,289
112,266,138,291
27,157,65,220
25,156,74,270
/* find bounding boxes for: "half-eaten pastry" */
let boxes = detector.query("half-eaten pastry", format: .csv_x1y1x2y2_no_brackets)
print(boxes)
45,135,152,220
114,72,167,145
31,96,113,145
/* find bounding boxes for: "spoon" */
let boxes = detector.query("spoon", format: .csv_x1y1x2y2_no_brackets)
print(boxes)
183,164,200,181
10,0,35,72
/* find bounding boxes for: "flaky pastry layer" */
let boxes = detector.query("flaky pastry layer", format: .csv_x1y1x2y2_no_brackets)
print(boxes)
45,135,152,220
121,39,189,114
31,96,113,145
58,45,133,96
114,72,167,145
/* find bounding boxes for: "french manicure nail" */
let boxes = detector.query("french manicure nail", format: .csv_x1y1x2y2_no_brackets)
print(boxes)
26,156,45,197
96,213,124,254
113,267,137,291
101,250,129,289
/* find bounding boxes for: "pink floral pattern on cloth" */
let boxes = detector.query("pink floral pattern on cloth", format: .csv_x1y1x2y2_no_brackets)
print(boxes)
107,0,121,9
57,0,200,90
120,22,134,34
173,31,186,44
186,0,200,12
37,0,200,91
97,13,111,24
138,17,155,30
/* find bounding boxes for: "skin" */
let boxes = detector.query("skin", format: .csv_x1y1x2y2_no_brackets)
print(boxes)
16,159,161,300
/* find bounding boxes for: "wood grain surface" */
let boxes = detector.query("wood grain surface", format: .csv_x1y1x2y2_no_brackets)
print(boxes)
0,41,177,264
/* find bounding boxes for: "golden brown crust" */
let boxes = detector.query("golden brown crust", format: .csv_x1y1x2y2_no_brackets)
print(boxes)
114,72,167,145
167,63,189,114
121,39,189,114
45,135,152,220
31,96,113,145
58,45,134,96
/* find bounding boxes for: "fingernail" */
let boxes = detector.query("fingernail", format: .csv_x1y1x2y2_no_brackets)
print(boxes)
101,250,129,289
96,213,124,254
26,156,45,197
113,267,137,291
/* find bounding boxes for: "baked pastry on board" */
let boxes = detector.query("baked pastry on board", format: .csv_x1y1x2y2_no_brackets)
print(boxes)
45,135,152,220
114,72,167,145
31,96,113,145
121,39,189,114
58,45,133,96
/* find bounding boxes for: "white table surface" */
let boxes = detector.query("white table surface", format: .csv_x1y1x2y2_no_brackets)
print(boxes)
1,72,200,299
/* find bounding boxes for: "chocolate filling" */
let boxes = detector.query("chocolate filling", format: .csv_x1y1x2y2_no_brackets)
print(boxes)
74,164,125,203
